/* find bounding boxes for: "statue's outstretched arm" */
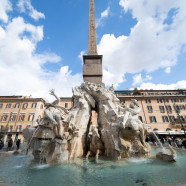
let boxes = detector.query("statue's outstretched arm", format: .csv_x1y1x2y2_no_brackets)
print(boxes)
49,89,60,105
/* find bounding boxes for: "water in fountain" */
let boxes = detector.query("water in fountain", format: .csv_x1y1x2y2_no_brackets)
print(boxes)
25,127,39,155
152,131,166,153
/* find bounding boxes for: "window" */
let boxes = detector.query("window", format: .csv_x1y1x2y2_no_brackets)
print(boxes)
120,100,125,105
10,114,17,121
13,103,19,109
19,114,25,121
177,99,183,102
27,125,31,128
6,103,11,108
164,99,169,103
148,93,154,95
159,106,165,113
2,115,8,122
166,105,172,113
0,126,4,131
162,116,169,122
32,103,37,108
22,103,28,109
169,116,175,122
28,114,34,121
0,104,3,109
146,99,151,103
178,116,184,122
171,99,176,103
138,116,143,122
174,104,180,112
157,99,163,103
150,116,157,123
184,116,186,121
184,99,186,102
17,125,22,132
64,103,68,108
8,125,13,132
147,106,153,113
180,105,185,110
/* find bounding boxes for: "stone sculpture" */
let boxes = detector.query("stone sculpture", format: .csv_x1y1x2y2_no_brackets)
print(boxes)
43,89,68,139
156,145,176,162
23,82,151,164
86,125,104,160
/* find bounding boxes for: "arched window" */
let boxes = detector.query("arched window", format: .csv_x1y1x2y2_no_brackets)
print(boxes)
166,128,172,131
153,128,158,131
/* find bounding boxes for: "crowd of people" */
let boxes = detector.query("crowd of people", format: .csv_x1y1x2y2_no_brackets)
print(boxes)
0,138,21,151
145,135,186,149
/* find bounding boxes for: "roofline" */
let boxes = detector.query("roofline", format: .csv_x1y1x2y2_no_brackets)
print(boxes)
115,89,186,92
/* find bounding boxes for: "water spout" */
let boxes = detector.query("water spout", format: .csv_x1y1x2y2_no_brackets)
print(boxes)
152,131,166,153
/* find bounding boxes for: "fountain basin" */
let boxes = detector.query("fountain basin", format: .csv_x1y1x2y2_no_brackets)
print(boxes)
0,148,186,186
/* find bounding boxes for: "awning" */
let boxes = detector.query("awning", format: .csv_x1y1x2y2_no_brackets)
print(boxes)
152,131,185,135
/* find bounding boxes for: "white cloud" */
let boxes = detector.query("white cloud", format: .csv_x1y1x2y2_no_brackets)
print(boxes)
98,0,186,86
0,13,81,99
96,7,110,27
137,80,186,90
101,7,110,18
17,0,45,21
78,50,86,65
0,0,12,23
165,67,171,74
132,74,152,86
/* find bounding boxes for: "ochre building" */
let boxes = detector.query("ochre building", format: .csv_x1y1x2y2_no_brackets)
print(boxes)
0,96,44,142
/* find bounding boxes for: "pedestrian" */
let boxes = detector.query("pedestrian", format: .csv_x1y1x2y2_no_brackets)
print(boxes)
0,139,4,150
168,137,172,146
16,139,21,150
182,139,186,149
176,138,182,148
6,138,13,151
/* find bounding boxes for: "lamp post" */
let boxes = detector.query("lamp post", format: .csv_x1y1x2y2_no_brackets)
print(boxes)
174,103,186,137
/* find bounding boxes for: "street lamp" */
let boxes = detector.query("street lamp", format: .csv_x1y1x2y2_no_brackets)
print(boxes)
174,103,186,137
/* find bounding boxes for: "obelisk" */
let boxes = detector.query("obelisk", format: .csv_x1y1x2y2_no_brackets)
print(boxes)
83,0,103,83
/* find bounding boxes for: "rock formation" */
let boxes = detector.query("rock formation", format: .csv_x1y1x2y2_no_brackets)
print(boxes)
23,82,151,164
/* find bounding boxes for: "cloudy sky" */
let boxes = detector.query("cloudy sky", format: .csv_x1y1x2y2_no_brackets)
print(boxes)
0,0,186,99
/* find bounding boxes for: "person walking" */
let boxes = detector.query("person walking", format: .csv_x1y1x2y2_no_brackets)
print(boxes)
16,139,21,150
0,139,4,150
7,138,13,151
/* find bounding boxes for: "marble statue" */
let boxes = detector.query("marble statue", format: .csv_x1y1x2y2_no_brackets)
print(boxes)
119,99,147,146
43,89,68,139
23,82,151,164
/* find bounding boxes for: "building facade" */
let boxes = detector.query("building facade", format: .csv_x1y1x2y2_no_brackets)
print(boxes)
60,89,186,134
0,96,44,143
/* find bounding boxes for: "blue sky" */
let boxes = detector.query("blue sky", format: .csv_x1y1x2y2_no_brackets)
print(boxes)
0,0,186,98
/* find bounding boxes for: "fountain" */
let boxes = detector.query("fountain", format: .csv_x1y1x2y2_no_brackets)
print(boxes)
0,1,186,185
23,84,151,164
